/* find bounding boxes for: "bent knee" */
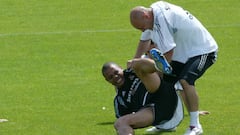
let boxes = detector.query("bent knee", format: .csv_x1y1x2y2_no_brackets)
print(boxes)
179,79,187,85
114,117,131,130
180,79,195,86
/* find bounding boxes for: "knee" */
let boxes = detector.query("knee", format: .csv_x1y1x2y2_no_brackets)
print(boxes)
114,117,131,130
179,79,192,89
179,79,188,85
114,119,121,130
179,74,196,86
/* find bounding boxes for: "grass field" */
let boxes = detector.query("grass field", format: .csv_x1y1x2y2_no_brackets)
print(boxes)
0,0,239,135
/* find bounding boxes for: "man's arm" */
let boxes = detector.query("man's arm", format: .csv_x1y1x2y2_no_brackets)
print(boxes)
163,49,174,63
134,40,151,58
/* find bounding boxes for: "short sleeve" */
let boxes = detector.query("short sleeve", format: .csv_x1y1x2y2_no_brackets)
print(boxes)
151,13,176,53
140,29,152,41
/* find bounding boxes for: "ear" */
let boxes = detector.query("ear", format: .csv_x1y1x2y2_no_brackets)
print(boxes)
142,11,149,19
143,11,151,19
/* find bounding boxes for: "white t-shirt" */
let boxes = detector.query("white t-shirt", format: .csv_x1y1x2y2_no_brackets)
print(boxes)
140,1,218,63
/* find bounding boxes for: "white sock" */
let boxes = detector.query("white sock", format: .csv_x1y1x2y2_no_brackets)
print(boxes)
190,111,200,127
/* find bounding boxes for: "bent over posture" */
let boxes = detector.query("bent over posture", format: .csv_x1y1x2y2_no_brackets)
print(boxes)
130,1,218,134
102,58,183,135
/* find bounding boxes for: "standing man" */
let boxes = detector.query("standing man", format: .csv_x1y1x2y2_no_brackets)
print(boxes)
129,1,218,135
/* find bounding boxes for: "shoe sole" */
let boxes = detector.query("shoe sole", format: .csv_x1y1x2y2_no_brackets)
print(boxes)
150,49,172,74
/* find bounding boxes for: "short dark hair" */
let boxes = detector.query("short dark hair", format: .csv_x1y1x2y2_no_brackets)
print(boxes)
101,62,118,76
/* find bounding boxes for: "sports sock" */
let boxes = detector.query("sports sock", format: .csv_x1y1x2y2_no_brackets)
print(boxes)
190,111,200,127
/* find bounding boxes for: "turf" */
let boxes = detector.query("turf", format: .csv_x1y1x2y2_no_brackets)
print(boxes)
0,0,239,135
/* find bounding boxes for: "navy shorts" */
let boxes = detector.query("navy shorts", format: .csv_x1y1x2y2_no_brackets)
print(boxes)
147,80,178,126
165,51,217,85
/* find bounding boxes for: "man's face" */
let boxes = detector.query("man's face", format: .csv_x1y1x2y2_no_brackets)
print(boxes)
103,65,124,88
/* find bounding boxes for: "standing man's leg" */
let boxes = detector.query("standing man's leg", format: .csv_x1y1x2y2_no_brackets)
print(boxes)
179,53,216,135
180,80,200,127
176,82,210,116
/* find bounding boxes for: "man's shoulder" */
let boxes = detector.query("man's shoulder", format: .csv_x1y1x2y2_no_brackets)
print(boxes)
150,1,164,8
124,68,136,77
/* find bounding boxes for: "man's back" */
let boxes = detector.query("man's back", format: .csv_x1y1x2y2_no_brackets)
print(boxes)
150,1,218,63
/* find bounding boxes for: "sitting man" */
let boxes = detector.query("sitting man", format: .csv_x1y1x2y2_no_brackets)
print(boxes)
102,58,183,135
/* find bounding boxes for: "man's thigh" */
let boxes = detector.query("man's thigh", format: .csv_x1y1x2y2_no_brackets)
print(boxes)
163,61,184,83
179,53,216,85
118,107,154,129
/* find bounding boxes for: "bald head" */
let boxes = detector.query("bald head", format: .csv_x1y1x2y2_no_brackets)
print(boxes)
130,6,145,21
130,6,153,31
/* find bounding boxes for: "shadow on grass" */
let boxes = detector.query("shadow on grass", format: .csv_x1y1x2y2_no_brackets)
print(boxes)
97,121,114,126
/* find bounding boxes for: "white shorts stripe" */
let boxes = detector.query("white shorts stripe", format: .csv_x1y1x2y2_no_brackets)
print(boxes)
197,54,208,71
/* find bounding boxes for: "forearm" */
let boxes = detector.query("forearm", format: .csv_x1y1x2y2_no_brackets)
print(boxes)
134,40,151,58
163,49,174,63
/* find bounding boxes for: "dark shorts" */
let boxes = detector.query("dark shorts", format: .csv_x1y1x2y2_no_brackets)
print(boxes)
164,51,217,85
147,80,178,126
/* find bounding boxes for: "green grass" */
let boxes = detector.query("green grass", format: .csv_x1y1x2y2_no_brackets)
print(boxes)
0,0,239,134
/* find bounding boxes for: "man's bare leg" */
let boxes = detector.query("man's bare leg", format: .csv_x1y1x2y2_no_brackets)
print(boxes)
114,107,154,135
127,58,161,93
